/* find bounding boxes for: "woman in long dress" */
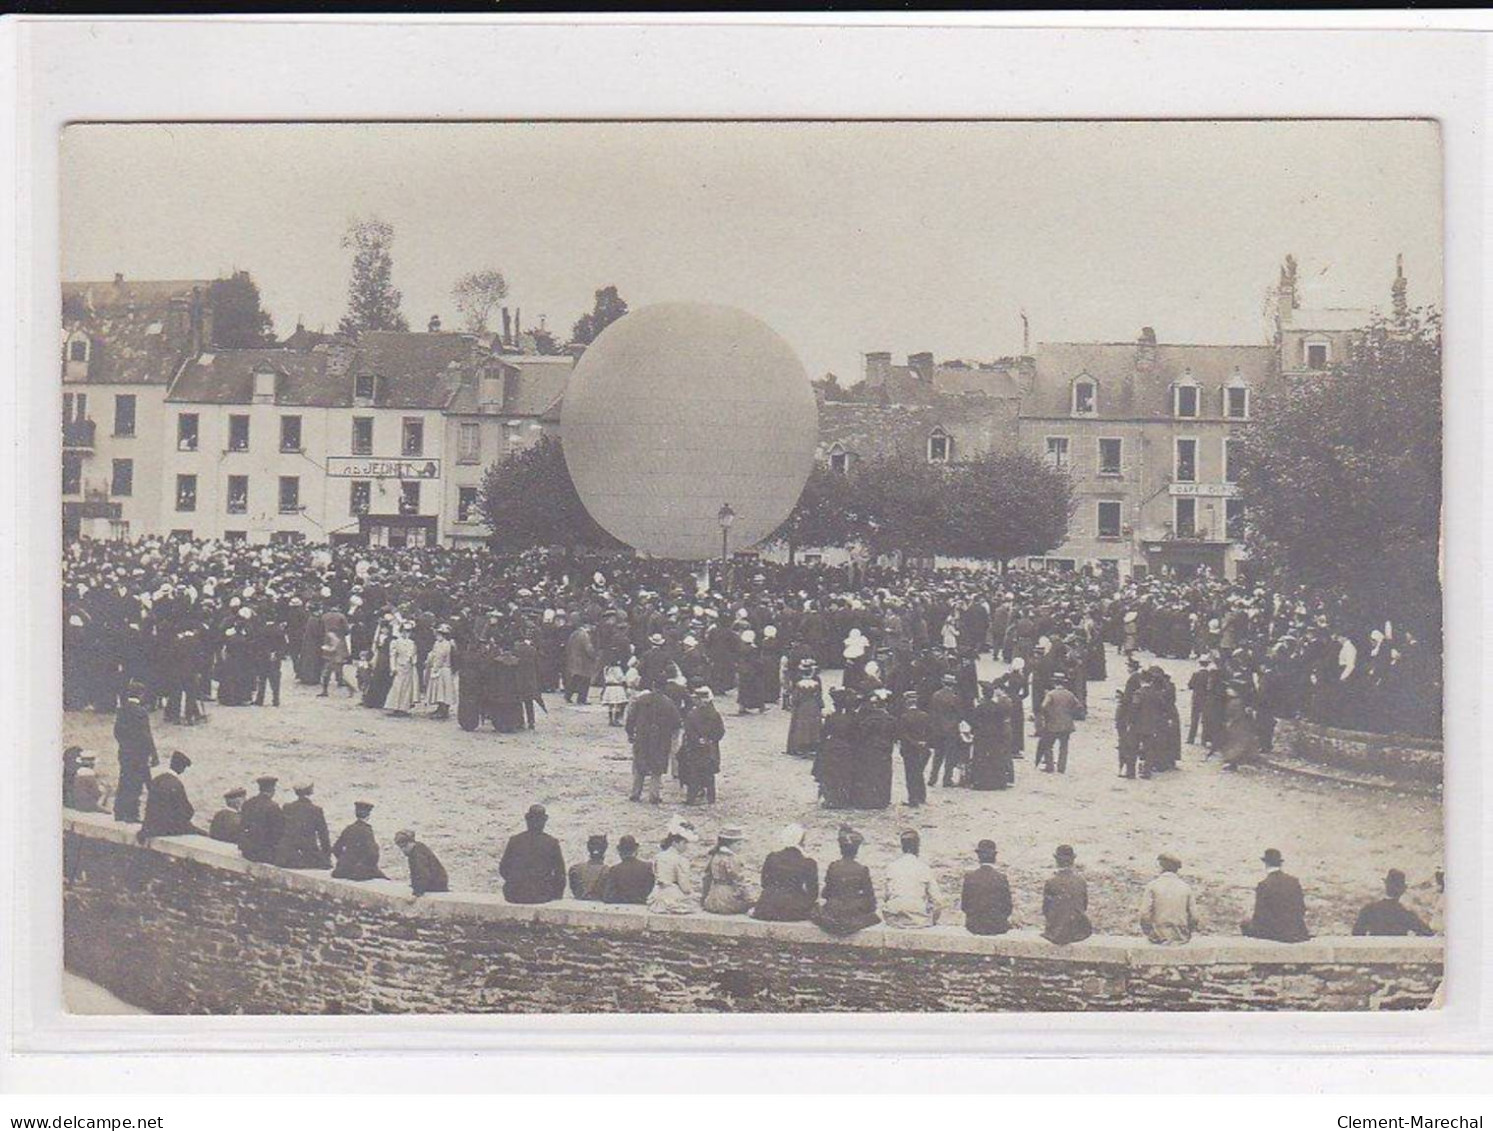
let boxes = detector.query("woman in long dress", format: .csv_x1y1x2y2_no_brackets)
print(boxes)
785,661,823,758
969,684,1014,790
423,626,457,719
384,628,418,716
811,827,880,936
648,821,699,915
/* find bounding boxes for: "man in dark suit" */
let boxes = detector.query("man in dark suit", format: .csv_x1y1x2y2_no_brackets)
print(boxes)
601,835,656,904
273,782,332,870
961,839,1013,935
1352,868,1433,937
138,750,201,841
498,803,566,904
1042,843,1093,944
1241,848,1311,941
208,787,246,843
896,691,932,806
626,686,681,804
926,674,964,787
395,829,449,896
238,775,284,863
112,680,156,824
331,800,388,880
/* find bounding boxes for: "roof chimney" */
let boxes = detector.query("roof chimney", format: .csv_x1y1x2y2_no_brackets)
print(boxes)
1136,327,1158,376
908,351,935,382
865,351,892,386
113,272,124,286
428,314,442,333
501,307,512,346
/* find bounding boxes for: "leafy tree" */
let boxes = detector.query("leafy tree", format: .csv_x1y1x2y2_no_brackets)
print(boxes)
941,450,1076,563
1236,303,1441,637
337,216,408,336
478,434,624,552
209,271,275,348
529,327,561,355
764,464,873,563
452,269,509,334
571,285,629,345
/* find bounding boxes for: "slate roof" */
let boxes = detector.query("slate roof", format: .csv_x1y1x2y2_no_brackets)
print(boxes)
445,354,575,418
866,362,1025,404
168,349,337,406
61,278,213,386
1023,340,1275,419
816,397,1019,464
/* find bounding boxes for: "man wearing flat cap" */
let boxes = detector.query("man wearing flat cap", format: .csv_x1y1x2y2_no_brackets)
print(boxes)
273,782,332,870
499,803,567,904
112,680,156,824
396,830,449,897
1139,852,1198,945
238,775,284,863
209,786,247,844
138,751,202,842
961,839,1013,935
1240,848,1310,942
332,801,388,881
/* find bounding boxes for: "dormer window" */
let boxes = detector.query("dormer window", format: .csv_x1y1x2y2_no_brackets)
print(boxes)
1224,371,1250,419
68,336,89,364
252,364,277,404
1173,373,1200,419
927,428,951,464
828,443,849,474
1305,340,1330,370
354,373,377,403
1071,376,1096,416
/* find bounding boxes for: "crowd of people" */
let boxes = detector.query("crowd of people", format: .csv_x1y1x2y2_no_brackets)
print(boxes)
64,751,1441,943
61,535,1442,942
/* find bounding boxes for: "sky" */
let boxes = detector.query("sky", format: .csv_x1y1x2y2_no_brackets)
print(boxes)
61,121,1442,382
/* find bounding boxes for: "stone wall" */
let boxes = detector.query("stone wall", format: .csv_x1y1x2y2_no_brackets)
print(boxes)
1275,718,1443,786
62,812,1442,1015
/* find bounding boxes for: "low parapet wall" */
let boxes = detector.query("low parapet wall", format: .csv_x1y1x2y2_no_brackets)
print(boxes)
1275,718,1443,786
62,812,1442,1014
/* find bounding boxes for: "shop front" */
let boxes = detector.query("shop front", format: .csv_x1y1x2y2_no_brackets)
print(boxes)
359,513,439,548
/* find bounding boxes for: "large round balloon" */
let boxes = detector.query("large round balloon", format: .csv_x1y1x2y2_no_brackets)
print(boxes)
562,303,818,560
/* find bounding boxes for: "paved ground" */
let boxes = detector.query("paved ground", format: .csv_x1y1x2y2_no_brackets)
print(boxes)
62,645,1443,936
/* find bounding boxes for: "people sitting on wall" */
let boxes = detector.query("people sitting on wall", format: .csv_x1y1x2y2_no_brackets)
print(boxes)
750,823,819,923
1240,848,1311,942
601,834,655,905
395,829,449,897
274,781,333,870
568,834,610,901
1352,868,1435,937
208,787,246,843
961,839,1013,936
331,800,389,881
137,751,202,842
1041,843,1093,944
1138,852,1197,945
498,803,566,905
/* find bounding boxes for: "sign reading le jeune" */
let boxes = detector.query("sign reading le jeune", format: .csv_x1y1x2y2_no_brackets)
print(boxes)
326,457,441,480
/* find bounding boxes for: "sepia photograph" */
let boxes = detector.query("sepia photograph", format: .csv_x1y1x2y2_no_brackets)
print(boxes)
54,119,1444,1017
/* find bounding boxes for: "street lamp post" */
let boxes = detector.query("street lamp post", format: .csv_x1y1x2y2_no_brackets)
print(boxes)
717,502,735,591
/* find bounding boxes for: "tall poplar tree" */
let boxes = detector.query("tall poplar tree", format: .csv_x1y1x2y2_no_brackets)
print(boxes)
338,216,409,336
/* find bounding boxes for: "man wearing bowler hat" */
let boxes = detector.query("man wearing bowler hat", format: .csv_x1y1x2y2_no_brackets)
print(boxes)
498,803,567,904
1041,843,1093,944
1352,868,1434,937
1241,848,1310,942
601,835,656,905
961,839,1013,936
1139,852,1198,945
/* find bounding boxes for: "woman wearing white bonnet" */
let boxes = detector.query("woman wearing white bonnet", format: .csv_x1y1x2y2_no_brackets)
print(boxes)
752,823,820,923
